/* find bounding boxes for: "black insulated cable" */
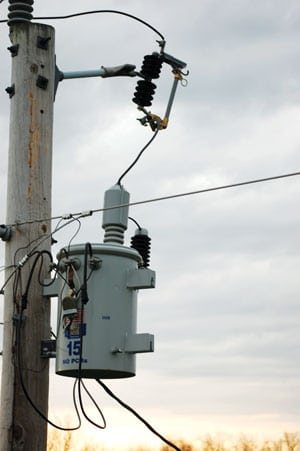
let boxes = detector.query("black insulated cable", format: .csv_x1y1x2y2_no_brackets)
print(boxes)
0,9,165,41
33,10,165,41
76,243,106,430
15,271,82,431
117,127,160,185
95,379,181,451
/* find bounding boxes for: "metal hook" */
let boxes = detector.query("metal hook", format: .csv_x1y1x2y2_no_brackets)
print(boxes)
180,69,190,77
181,78,188,87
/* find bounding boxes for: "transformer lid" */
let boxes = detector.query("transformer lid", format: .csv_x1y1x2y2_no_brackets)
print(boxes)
57,242,142,263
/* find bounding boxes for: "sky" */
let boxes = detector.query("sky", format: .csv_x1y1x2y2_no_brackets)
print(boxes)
1,0,300,449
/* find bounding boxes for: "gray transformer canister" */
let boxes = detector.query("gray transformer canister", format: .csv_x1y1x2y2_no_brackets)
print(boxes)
55,243,155,379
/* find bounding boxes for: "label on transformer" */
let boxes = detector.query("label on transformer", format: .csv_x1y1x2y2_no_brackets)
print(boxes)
64,308,87,339
62,307,88,364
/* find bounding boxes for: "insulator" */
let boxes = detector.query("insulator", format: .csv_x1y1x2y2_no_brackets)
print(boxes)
131,228,151,268
132,80,156,107
140,54,163,80
102,184,130,245
8,0,34,25
103,225,125,245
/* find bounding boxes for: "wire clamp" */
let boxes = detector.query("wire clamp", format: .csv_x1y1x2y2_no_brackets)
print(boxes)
41,339,56,358
7,44,19,57
13,313,26,326
62,213,73,220
5,85,15,98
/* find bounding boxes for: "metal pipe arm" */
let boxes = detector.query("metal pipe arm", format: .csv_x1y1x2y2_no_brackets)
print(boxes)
58,64,137,81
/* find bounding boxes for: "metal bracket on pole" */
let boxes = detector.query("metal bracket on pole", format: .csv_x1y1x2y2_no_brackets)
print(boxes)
54,63,137,99
0,224,12,242
41,339,56,358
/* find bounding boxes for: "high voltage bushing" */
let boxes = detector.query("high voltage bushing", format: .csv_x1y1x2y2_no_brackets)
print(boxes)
7,0,34,25
132,53,163,107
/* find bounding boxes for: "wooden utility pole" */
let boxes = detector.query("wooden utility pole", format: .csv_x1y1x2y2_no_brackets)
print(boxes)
0,15,55,451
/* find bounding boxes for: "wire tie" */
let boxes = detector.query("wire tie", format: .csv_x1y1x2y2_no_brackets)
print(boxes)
18,254,29,268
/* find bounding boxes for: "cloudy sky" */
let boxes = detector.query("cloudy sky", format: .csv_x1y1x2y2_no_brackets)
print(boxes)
1,0,300,449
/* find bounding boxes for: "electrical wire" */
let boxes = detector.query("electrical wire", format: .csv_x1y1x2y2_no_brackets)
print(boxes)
28,216,81,256
0,268,18,294
5,170,300,228
117,128,160,185
14,252,82,431
95,379,181,451
34,10,165,41
76,243,106,430
50,328,56,339
0,216,86,295
15,250,52,312
17,328,82,431
0,9,165,41
67,218,82,254
0,265,15,273
128,216,142,230
1,251,81,429
77,378,106,430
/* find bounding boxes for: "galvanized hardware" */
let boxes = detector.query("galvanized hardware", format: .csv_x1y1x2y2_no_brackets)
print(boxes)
7,44,19,57
41,340,56,358
0,224,12,242
36,75,49,90
5,85,15,98
89,256,102,270
13,313,26,326
37,36,51,50
58,257,81,273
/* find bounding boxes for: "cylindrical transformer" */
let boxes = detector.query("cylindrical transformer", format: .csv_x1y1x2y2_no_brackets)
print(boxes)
55,242,155,379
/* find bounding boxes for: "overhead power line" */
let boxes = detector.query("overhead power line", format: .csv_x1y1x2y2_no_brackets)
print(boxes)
0,9,166,40
6,170,300,228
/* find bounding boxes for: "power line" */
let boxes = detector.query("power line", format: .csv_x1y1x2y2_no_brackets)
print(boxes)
0,9,166,40
117,128,160,185
6,170,300,228
33,10,165,40
96,379,181,451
